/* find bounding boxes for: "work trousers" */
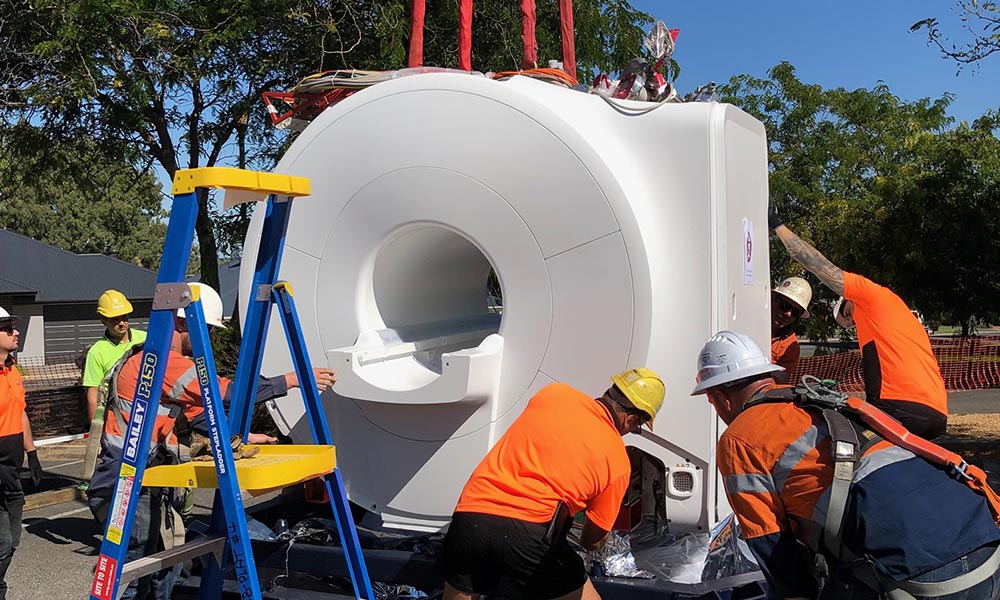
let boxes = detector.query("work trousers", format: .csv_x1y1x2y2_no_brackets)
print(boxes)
0,487,24,600
820,542,1000,600
89,490,181,600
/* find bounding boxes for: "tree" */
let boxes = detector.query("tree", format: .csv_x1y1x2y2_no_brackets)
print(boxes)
2,0,652,289
0,123,167,268
720,62,1000,337
911,1,1000,66
874,113,1000,334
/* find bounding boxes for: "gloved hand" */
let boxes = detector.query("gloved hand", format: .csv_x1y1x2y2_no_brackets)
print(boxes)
26,450,42,486
768,197,783,230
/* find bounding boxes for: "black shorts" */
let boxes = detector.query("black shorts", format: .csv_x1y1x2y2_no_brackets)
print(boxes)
867,398,947,440
438,511,587,600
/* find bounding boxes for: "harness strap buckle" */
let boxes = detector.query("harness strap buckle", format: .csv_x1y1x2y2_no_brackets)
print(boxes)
951,460,975,482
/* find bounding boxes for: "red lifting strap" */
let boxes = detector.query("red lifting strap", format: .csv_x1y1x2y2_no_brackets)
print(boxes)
520,0,537,68
458,0,473,71
845,396,1000,526
558,0,576,81
409,0,426,67
408,0,574,76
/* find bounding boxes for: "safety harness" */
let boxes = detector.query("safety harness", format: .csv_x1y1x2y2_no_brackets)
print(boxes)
99,343,190,545
745,376,1000,600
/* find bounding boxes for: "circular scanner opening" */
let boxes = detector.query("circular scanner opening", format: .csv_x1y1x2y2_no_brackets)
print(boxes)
369,226,502,380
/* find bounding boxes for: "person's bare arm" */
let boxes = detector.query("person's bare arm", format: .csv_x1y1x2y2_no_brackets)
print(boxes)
774,225,845,295
22,412,36,452
86,387,99,421
579,518,611,551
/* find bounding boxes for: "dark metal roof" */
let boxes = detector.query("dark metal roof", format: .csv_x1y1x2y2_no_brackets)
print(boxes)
0,228,157,302
0,275,37,296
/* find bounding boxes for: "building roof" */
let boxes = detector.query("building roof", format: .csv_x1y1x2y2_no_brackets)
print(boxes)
0,228,157,303
0,274,37,296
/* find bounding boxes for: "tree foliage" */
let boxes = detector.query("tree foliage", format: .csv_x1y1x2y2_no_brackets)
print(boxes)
722,62,1000,338
0,122,167,268
912,1,1000,66
1,0,651,289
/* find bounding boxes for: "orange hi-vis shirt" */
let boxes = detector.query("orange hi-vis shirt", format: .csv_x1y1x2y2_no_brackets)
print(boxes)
455,383,630,531
0,357,26,481
843,272,947,415
771,332,800,374
106,350,230,442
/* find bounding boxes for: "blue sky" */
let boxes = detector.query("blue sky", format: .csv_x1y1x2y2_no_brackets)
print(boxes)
630,0,998,126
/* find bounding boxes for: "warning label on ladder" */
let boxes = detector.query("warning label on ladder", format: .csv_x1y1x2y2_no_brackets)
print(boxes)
106,463,137,545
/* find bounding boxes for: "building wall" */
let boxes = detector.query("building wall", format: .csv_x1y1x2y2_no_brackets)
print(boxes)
6,300,153,359
10,303,45,358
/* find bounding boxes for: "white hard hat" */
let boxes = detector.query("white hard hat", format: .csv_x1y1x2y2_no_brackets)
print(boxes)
691,331,784,395
0,306,17,324
773,277,812,318
178,282,226,328
832,297,855,330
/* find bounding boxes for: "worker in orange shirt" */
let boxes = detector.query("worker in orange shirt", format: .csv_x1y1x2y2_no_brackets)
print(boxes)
439,368,665,600
769,202,947,438
691,331,1000,600
771,276,812,382
88,284,336,600
0,307,41,600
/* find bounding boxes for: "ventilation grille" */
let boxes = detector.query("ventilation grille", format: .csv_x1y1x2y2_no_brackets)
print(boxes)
671,471,694,493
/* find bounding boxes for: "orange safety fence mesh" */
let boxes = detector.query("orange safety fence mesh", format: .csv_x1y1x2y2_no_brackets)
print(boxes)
790,334,1000,392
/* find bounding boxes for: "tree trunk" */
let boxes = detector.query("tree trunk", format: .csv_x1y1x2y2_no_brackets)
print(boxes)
196,187,221,291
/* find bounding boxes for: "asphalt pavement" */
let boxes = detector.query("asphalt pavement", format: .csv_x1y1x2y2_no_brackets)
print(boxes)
12,388,1000,599
948,389,1000,415
9,443,281,600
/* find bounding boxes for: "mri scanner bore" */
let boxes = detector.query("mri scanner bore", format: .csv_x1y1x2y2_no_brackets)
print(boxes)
240,73,772,532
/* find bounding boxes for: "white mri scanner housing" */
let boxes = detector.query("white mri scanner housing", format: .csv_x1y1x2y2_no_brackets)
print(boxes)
239,73,772,533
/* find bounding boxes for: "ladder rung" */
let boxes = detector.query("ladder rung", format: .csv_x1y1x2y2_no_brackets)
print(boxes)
120,535,226,586
171,167,311,197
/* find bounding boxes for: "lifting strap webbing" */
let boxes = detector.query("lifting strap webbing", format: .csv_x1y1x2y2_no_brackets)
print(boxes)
520,0,537,68
408,0,426,67
557,0,576,80
458,0,473,71
407,0,574,76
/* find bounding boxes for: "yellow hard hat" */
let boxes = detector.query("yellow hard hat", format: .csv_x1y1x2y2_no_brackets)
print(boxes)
611,367,665,426
97,289,133,318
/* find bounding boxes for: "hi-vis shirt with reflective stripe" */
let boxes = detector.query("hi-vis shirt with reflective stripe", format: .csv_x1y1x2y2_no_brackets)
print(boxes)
88,349,230,497
717,387,1000,598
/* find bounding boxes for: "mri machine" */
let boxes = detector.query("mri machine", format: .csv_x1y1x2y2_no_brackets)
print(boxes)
239,73,772,533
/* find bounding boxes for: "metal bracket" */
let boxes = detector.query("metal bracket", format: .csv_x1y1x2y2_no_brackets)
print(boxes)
255,284,274,302
152,283,194,311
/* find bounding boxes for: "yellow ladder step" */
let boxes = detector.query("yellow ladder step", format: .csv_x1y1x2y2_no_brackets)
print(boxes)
171,166,311,197
143,445,336,491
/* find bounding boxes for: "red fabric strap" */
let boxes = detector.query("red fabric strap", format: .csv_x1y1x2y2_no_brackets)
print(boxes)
408,0,426,67
458,0,473,71
520,0,537,68
558,0,576,80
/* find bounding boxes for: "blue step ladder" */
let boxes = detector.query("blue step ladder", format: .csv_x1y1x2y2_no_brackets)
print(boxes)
89,167,374,600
